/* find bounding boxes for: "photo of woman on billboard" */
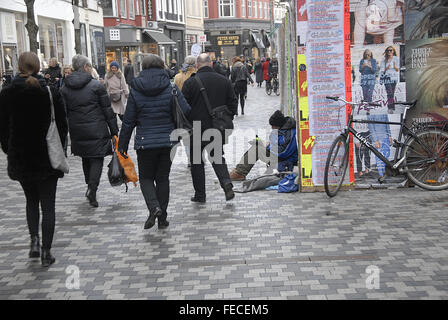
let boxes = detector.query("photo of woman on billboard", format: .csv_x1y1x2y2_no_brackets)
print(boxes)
380,46,400,113
359,49,378,103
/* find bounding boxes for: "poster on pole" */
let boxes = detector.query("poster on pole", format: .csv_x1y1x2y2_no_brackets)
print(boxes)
305,0,350,186
191,43,202,57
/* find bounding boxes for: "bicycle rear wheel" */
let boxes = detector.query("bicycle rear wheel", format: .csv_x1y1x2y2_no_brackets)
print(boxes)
324,134,349,197
403,128,448,190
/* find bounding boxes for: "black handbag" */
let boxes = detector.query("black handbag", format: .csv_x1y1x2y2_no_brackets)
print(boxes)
195,75,234,132
171,84,192,133
107,139,126,187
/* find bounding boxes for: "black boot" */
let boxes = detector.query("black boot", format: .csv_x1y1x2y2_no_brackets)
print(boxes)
158,211,169,229
191,195,206,203
41,248,55,267
29,235,40,258
144,207,162,229
224,183,235,201
86,186,98,208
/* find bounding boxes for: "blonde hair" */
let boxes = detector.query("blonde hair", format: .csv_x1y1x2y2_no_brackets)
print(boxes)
18,52,40,87
416,39,448,110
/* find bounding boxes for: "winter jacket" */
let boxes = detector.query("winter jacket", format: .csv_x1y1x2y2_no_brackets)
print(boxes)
44,65,62,86
62,71,118,158
118,68,191,153
0,74,68,181
104,70,129,115
262,61,270,81
124,63,135,85
174,67,195,91
213,61,228,77
254,62,263,83
182,66,238,132
268,117,298,172
231,62,254,84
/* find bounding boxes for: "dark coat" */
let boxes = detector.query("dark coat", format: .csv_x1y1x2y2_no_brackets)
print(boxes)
231,62,253,84
44,65,62,86
0,74,68,182
124,63,135,85
118,68,191,152
182,66,238,132
62,71,118,158
254,62,263,83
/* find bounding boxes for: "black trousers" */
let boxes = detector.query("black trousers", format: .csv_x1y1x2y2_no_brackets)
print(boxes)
19,176,58,250
82,157,104,191
234,80,248,114
137,148,172,221
190,138,232,198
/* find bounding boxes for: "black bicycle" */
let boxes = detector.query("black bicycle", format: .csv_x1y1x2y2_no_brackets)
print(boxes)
324,96,448,197
266,74,279,96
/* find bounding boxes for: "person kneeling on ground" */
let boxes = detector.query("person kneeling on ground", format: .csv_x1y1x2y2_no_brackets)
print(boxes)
229,110,298,180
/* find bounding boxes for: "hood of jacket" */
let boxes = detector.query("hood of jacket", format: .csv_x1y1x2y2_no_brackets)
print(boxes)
132,68,171,97
281,117,297,130
64,71,93,89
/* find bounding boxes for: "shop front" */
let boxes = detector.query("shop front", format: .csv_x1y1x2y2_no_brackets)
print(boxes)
142,29,176,62
0,11,27,79
104,27,141,71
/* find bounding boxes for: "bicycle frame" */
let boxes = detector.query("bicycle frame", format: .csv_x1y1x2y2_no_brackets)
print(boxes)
343,102,423,170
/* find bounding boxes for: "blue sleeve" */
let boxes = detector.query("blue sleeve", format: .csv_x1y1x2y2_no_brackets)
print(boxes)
359,59,364,73
118,90,138,152
277,129,298,161
372,59,378,74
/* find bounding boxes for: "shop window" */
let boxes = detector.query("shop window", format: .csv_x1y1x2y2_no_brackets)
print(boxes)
39,18,65,67
248,0,252,17
241,0,246,18
80,23,88,56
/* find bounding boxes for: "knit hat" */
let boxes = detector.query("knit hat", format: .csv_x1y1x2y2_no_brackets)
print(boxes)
110,61,119,69
269,110,286,128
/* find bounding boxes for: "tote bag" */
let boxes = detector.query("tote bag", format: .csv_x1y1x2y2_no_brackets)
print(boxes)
46,86,69,174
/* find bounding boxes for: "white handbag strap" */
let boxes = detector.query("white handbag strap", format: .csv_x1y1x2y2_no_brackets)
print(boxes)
46,86,55,122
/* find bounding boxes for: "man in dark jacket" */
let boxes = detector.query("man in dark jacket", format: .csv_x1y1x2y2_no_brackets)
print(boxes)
62,54,118,207
231,58,254,115
182,53,238,202
229,110,298,180
123,58,135,86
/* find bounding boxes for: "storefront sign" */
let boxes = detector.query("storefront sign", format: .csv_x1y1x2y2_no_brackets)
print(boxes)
199,35,207,43
216,35,240,46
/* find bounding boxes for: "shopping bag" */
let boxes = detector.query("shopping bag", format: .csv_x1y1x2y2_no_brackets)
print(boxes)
113,136,138,187
107,151,126,187
278,174,298,193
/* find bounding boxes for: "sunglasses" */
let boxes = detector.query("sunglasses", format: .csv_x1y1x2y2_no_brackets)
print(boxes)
386,49,393,52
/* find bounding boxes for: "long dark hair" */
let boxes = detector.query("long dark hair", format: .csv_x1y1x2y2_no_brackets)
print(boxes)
18,52,40,87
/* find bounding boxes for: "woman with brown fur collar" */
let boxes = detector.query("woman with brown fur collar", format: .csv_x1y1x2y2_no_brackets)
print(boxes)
104,61,129,120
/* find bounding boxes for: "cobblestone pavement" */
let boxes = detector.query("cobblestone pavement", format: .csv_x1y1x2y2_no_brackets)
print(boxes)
1,84,448,300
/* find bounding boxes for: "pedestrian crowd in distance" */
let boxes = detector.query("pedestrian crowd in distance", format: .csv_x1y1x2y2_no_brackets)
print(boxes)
0,51,296,268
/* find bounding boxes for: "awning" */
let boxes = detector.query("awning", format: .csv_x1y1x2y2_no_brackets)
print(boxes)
143,30,176,45
250,31,265,49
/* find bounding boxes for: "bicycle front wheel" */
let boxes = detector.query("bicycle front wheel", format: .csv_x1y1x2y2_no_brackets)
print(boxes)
403,128,448,190
324,134,349,197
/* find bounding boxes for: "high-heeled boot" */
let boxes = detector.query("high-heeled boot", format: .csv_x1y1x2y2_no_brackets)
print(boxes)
29,235,40,258
41,248,55,267
86,185,98,207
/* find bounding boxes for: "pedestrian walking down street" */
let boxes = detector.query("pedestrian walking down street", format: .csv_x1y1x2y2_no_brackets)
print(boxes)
231,56,254,116
118,54,191,230
262,57,271,90
44,57,62,88
182,53,238,203
62,54,119,208
104,61,129,121
0,52,68,267
56,65,72,91
254,58,263,87
124,58,135,87
174,55,197,90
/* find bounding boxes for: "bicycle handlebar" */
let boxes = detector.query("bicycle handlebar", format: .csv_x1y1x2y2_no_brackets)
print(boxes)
326,96,339,101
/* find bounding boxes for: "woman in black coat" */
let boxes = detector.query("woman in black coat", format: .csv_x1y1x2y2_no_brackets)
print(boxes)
0,52,68,267
254,58,263,87
118,54,190,230
62,54,118,208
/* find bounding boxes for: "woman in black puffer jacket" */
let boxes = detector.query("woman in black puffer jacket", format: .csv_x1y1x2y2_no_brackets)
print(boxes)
62,54,118,208
0,52,68,267
119,54,191,230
